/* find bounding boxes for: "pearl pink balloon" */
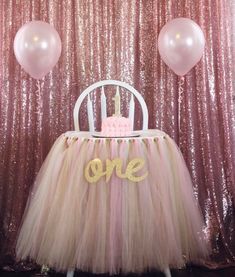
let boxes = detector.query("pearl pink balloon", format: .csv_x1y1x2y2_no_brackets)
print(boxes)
158,18,205,76
14,21,62,79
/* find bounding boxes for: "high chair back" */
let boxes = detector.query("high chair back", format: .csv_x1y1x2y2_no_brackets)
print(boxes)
73,80,149,132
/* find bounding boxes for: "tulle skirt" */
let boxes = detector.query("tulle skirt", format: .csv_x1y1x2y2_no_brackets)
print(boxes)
16,130,209,274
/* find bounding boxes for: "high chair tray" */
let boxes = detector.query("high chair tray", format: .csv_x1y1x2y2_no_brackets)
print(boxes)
91,132,140,138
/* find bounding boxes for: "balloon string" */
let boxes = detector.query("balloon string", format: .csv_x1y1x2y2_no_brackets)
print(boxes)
178,76,185,137
36,80,41,94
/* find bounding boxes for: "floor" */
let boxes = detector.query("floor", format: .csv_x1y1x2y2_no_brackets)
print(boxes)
1,267,235,277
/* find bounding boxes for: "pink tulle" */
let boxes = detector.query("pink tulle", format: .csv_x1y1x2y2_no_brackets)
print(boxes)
16,131,209,273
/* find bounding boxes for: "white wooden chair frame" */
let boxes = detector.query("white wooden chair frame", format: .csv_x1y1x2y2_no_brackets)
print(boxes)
73,80,149,132
67,80,171,277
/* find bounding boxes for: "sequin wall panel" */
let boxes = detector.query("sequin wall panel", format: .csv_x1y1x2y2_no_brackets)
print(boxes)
0,0,235,270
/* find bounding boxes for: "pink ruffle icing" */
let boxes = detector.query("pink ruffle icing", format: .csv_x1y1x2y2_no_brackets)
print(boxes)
101,116,132,137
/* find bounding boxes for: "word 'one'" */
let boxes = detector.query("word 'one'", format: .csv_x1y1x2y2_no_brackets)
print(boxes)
84,157,148,183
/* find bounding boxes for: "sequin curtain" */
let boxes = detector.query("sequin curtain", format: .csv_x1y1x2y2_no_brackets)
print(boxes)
0,0,235,271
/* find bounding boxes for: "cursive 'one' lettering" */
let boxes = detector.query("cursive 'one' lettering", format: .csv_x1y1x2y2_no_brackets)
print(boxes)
84,158,148,183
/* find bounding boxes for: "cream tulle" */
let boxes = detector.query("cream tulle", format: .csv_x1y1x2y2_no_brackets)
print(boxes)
16,131,209,273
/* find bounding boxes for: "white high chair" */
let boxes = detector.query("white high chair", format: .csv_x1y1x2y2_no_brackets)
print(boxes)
73,79,149,131
66,80,171,277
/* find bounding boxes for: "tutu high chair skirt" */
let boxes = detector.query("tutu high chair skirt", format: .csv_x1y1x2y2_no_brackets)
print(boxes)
16,130,209,274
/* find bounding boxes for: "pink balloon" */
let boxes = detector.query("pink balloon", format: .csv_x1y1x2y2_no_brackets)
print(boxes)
158,18,205,76
14,21,62,79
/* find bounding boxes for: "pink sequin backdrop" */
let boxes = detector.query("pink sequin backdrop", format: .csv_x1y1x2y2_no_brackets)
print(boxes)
0,0,235,270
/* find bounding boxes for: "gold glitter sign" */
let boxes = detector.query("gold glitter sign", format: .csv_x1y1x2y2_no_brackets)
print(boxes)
84,158,148,183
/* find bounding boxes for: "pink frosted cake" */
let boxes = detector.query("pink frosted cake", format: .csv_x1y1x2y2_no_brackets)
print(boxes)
101,116,132,137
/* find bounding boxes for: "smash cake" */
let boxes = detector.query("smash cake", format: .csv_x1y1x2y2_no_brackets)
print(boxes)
101,115,132,137
100,91,132,137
